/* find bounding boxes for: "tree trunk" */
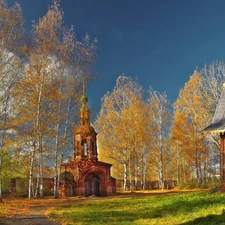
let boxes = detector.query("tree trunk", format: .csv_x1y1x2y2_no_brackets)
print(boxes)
142,157,147,190
39,149,43,198
53,123,60,199
36,82,43,198
123,162,127,190
57,96,71,196
34,154,40,198
28,143,35,199
129,160,132,191
53,96,63,198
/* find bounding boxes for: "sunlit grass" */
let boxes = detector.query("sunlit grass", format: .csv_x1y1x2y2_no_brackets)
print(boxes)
48,192,225,225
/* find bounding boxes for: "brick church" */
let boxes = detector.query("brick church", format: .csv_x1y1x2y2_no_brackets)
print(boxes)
60,89,116,197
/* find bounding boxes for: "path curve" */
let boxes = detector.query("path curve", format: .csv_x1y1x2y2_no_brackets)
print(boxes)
0,197,88,225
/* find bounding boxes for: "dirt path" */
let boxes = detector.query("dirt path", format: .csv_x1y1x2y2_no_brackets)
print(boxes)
0,197,88,225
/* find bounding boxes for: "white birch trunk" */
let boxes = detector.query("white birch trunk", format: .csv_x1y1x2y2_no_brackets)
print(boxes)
34,165,39,198
123,162,127,190
53,121,60,198
57,96,71,195
36,81,44,198
28,143,35,199
53,93,63,198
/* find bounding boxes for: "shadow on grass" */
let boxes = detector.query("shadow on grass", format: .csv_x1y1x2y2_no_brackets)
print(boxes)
179,213,225,225
50,193,225,224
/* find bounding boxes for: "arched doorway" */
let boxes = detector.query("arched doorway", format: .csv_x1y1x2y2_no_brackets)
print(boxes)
85,174,101,196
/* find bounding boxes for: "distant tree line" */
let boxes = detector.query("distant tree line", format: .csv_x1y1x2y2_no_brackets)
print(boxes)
97,64,225,191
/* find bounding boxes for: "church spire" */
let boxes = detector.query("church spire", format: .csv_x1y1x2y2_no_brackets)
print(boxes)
80,78,90,126
74,79,98,161
82,77,85,95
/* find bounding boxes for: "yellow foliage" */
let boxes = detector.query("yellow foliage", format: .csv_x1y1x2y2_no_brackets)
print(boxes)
171,70,212,184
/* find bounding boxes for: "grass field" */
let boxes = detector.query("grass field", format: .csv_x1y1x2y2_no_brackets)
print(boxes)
48,191,225,225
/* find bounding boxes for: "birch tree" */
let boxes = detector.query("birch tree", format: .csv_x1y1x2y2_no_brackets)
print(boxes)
13,0,97,198
97,76,150,190
147,90,172,189
172,71,211,187
0,0,24,202
13,0,70,198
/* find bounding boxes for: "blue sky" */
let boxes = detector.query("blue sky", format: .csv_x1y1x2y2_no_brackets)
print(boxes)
8,0,225,114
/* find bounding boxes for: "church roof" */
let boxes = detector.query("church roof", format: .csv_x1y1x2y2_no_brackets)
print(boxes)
204,84,225,133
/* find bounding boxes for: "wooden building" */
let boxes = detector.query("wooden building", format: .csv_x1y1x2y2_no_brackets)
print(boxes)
204,83,225,192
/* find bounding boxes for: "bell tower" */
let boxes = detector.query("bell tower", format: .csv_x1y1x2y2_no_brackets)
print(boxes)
60,80,116,197
74,82,98,162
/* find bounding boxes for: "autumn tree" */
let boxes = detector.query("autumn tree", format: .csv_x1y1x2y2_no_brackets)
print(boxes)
11,0,97,198
147,90,173,189
16,1,69,198
171,71,212,187
0,0,24,202
97,76,151,190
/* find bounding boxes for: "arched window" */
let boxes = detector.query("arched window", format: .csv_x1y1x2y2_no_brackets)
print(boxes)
84,142,87,155
81,139,87,155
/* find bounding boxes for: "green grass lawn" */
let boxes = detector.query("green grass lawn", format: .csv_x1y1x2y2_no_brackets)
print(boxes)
48,191,225,225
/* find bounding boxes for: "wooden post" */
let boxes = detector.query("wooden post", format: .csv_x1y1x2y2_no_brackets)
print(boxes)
220,134,225,192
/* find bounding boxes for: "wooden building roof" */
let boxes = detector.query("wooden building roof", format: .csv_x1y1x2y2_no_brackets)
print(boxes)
204,85,225,133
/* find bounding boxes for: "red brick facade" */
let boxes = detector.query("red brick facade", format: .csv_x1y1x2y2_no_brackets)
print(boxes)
60,92,116,197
